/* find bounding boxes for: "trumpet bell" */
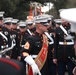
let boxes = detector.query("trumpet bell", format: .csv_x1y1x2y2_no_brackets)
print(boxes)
60,8,76,32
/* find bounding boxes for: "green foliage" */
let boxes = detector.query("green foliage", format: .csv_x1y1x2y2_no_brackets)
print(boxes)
66,0,76,8
46,0,68,18
12,1,30,20
0,0,16,16
0,0,30,20
0,0,76,20
46,7,59,18
25,0,48,4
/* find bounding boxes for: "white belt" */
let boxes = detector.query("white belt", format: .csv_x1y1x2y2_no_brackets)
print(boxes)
49,42,54,45
21,45,24,47
59,42,74,45
31,55,37,58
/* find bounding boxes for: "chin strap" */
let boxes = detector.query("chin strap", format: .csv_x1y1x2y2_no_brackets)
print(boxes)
0,32,8,41
60,25,68,36
27,29,32,35
44,32,54,44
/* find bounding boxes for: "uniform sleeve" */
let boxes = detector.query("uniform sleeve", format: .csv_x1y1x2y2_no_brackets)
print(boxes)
53,29,59,59
21,37,35,58
15,32,21,56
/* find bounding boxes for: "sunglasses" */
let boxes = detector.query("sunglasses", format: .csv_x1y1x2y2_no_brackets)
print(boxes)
48,20,51,23
40,22,48,26
20,26,26,28
28,23,33,26
5,22,11,25
0,17,3,20
56,23,61,25
12,23,17,25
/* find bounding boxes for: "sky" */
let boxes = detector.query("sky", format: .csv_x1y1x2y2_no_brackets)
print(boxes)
41,2,53,13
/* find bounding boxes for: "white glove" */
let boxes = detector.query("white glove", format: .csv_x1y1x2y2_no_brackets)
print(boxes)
24,55,41,75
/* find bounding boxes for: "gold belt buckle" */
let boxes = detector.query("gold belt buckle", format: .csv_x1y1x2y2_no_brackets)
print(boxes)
63,41,67,45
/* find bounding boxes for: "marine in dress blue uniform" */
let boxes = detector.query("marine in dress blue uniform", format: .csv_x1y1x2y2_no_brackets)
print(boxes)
59,8,76,75
53,17,75,75
18,21,29,61
2,17,14,58
20,15,49,75
10,19,20,59
46,15,57,75
26,20,36,35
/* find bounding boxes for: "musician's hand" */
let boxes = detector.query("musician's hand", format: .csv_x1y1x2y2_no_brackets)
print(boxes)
24,55,41,75
73,66,76,75
17,56,21,61
5,55,10,59
53,59,57,64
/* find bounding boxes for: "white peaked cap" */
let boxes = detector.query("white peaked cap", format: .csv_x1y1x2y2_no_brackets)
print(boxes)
48,17,52,21
26,20,34,24
12,19,19,23
42,14,53,18
59,9,66,13
0,11,5,17
41,14,53,20
60,8,76,32
60,8,76,23
19,21,26,27
4,17,13,23
34,14,49,26
34,14,48,23
54,19,62,23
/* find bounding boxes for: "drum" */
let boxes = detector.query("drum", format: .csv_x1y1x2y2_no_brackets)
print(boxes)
0,58,26,75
